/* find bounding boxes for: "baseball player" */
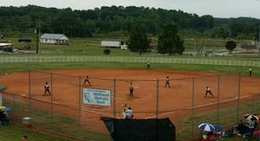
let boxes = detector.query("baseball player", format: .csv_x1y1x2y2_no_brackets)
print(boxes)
249,66,252,77
205,86,214,98
122,104,128,119
83,75,91,86
129,82,134,96
165,76,170,88
44,81,51,95
147,60,150,70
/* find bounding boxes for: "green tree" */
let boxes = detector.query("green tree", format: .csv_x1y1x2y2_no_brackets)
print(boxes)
157,23,184,55
128,24,150,54
225,40,237,53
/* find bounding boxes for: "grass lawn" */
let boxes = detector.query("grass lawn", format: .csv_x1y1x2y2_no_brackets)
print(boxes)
0,124,83,141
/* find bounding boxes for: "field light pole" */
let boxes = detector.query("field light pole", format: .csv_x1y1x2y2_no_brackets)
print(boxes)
35,27,40,54
35,20,41,54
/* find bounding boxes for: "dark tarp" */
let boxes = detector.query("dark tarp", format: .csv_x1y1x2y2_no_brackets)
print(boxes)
101,117,175,141
18,38,32,43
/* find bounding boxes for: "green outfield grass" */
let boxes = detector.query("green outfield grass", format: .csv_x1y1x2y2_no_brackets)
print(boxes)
1,61,260,77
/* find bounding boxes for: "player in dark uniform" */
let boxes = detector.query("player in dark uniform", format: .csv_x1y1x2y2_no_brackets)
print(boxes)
165,76,170,88
44,81,51,95
205,86,214,98
129,82,134,96
147,61,150,69
249,66,252,77
83,75,91,86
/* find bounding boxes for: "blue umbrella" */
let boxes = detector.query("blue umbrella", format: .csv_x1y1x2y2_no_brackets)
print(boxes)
3,107,11,113
213,124,222,131
198,123,215,132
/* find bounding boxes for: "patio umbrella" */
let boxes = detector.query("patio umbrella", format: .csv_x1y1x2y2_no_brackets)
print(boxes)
3,107,11,113
198,123,215,132
213,124,222,131
244,114,259,121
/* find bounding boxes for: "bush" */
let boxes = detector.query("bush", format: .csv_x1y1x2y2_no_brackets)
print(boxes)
104,49,111,55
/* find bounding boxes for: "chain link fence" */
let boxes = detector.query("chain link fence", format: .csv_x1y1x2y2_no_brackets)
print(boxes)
2,70,260,141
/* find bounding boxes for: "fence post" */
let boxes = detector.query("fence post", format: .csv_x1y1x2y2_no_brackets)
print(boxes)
50,73,53,117
28,69,31,116
78,76,82,140
216,74,220,123
78,76,82,124
113,78,116,118
156,78,159,119
252,95,255,114
236,73,241,123
191,77,195,136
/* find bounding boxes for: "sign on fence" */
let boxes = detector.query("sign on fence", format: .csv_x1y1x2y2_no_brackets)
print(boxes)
83,88,111,106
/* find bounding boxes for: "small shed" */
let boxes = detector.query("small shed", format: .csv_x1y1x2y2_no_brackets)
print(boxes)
40,33,69,45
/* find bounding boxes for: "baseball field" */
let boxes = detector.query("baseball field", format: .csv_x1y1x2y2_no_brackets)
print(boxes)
1,67,260,140
1,38,260,140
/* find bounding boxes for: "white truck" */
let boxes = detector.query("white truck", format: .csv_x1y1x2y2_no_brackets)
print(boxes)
101,40,128,49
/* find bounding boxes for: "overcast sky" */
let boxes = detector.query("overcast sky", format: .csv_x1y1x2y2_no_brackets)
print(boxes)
2,0,260,19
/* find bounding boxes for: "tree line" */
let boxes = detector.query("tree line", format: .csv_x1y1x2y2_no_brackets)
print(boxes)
0,5,259,40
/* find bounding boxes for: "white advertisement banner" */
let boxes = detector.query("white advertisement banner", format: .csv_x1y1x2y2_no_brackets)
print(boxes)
83,88,111,106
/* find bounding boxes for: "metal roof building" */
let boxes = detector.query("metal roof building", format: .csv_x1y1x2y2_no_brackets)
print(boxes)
40,33,69,45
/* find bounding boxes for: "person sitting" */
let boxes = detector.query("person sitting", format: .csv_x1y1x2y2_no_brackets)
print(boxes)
214,130,224,141
206,131,214,141
200,134,207,141
0,110,9,125
0,110,5,124
253,128,260,136
222,128,234,137
235,120,247,135
244,120,255,138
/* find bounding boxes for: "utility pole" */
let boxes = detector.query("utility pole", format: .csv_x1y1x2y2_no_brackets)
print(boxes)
35,21,41,54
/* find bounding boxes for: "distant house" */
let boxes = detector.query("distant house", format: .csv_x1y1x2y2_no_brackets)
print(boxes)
40,33,69,45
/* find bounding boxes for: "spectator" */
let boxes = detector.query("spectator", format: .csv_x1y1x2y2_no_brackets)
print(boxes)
236,120,247,135
0,110,5,125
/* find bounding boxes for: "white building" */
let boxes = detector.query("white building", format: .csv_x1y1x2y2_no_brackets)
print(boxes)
40,33,69,45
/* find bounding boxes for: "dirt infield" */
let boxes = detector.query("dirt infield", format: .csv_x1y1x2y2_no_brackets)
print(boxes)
1,68,260,132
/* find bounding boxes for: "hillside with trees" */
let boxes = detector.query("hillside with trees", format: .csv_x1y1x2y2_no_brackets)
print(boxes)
0,5,259,41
